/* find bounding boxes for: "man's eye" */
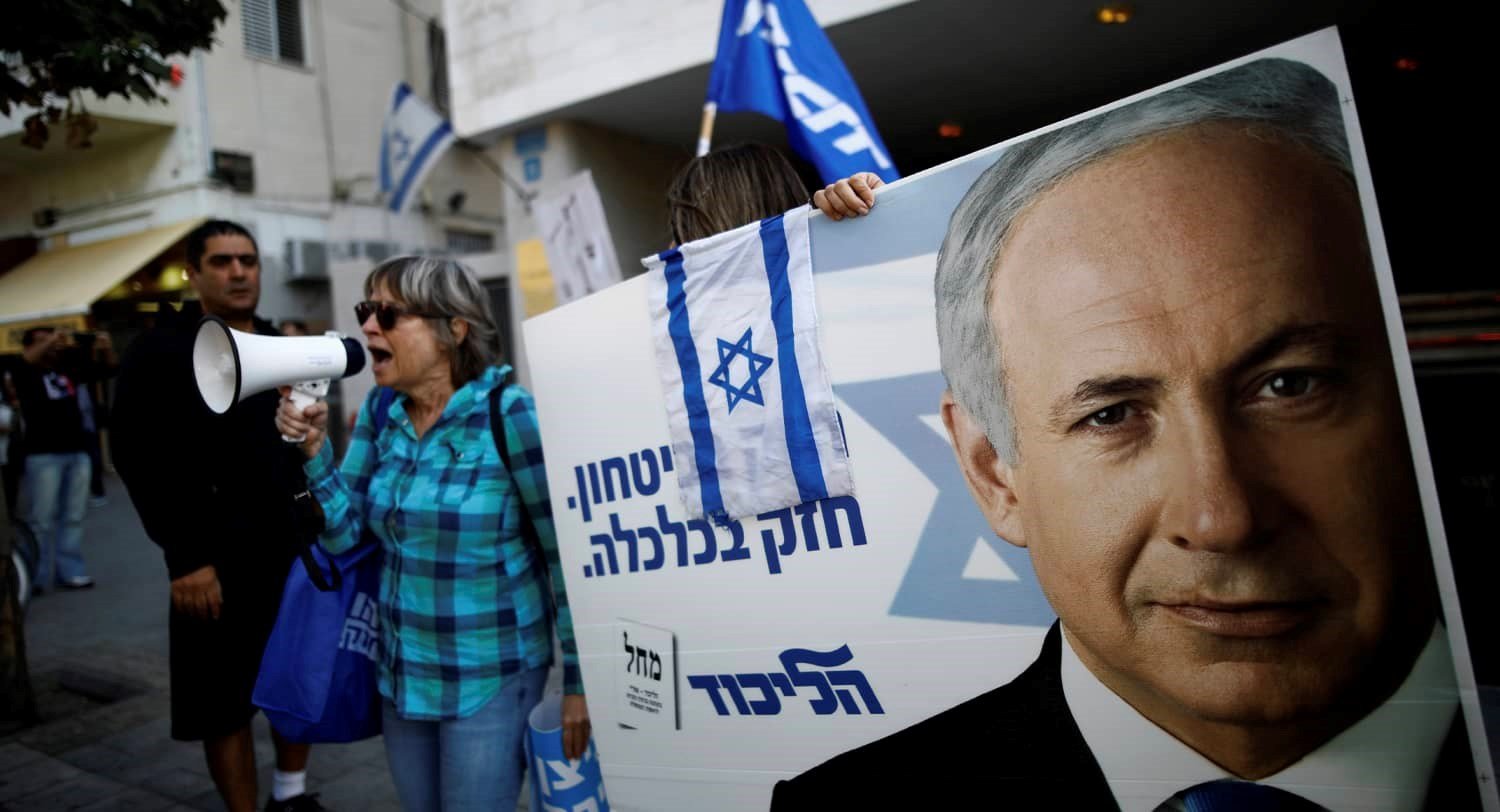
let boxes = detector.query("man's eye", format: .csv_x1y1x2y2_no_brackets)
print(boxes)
1258,371,1320,399
1082,403,1132,428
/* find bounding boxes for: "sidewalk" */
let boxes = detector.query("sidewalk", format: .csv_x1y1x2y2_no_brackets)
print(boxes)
0,475,401,810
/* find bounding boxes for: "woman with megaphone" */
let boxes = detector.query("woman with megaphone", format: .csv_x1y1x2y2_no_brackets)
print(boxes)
275,256,588,812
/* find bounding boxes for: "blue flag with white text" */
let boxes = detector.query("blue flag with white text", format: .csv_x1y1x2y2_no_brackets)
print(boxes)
379,83,455,214
707,0,898,185
644,206,854,524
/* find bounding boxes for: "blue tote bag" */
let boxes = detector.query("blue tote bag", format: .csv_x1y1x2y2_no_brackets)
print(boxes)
252,538,384,743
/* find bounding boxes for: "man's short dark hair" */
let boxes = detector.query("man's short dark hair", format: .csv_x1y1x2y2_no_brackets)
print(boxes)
21,326,56,347
186,219,258,271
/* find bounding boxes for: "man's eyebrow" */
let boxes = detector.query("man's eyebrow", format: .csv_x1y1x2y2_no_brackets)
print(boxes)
1049,375,1163,427
1230,322,1354,376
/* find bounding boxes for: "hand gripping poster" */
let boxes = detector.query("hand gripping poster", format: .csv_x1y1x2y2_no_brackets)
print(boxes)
523,29,1498,812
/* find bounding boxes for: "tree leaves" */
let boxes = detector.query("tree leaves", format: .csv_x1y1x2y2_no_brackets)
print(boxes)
2,0,227,149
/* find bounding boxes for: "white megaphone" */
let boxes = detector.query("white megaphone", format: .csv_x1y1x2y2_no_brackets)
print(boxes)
192,315,366,442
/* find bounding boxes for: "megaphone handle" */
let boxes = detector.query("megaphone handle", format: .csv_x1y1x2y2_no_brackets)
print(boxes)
281,380,329,444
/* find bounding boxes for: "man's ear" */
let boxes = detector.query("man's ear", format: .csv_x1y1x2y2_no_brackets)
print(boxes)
940,390,1026,547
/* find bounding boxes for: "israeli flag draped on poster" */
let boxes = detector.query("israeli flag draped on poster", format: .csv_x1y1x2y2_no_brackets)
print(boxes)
644,206,853,523
379,83,455,214
706,0,898,185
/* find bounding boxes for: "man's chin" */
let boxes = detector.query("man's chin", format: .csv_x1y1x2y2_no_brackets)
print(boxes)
209,301,257,321
1157,659,1356,726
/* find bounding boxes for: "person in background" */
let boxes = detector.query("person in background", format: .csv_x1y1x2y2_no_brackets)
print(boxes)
112,219,324,812
11,327,94,592
63,331,117,508
279,320,310,337
665,141,882,246
275,256,587,812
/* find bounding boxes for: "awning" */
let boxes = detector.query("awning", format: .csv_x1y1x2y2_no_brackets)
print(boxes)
0,218,205,328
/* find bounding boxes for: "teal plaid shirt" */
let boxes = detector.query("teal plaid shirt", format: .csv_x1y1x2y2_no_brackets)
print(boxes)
306,365,582,721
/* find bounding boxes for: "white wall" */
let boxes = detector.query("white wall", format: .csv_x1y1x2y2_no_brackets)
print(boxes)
492,120,687,285
442,0,914,138
0,57,210,238
202,3,332,203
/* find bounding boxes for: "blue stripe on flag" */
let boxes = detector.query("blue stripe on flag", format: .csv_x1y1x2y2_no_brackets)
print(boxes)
662,249,726,520
381,84,412,193
390,120,453,213
760,215,828,503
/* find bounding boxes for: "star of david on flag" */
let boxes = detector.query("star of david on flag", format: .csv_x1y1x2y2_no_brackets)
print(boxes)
644,206,854,523
379,83,455,214
708,328,774,412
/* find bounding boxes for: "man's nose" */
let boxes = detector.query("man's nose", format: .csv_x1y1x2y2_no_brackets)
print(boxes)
1161,414,1261,553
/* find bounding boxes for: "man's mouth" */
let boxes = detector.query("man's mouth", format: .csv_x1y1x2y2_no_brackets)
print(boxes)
1156,598,1323,638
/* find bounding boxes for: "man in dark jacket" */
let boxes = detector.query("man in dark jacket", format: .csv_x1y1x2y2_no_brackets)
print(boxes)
112,220,324,812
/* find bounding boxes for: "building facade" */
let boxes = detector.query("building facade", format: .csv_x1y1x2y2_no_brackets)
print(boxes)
0,0,503,343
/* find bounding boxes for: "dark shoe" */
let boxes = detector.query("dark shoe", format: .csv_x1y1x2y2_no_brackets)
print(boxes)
265,793,327,812
57,576,95,590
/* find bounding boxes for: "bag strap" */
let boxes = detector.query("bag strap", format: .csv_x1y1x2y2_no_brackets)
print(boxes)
370,386,397,435
488,378,555,621
299,386,397,593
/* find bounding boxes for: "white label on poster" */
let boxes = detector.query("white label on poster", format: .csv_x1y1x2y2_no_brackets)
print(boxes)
532,169,622,305
616,619,677,733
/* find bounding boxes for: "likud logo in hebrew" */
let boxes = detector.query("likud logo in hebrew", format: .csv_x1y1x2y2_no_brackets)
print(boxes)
687,644,882,717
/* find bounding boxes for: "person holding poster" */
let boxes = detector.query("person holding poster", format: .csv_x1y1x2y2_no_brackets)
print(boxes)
773,57,1481,810
666,142,881,246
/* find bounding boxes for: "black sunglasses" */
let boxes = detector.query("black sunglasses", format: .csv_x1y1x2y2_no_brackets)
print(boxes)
354,300,441,330
204,253,259,269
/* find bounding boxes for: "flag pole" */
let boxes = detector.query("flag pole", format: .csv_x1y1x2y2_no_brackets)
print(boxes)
696,102,718,157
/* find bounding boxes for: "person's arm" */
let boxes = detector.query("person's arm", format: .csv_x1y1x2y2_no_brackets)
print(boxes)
292,389,381,555
109,331,224,617
502,385,591,757
812,172,884,221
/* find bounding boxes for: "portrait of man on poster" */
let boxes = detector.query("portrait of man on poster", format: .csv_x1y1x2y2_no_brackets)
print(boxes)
773,57,1482,811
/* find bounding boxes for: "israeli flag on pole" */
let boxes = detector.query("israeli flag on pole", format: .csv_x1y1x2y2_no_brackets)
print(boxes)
379,83,455,214
644,206,853,524
706,0,898,185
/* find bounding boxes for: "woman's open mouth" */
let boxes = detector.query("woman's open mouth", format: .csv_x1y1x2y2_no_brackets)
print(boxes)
370,347,393,370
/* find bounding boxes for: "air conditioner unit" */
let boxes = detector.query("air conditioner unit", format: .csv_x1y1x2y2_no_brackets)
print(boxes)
284,238,329,282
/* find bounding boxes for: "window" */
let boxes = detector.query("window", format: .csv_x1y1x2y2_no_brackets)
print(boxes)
428,21,450,116
243,0,305,66
445,229,495,255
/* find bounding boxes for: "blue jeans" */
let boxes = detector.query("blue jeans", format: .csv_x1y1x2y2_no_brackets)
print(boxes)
20,452,91,587
382,668,548,812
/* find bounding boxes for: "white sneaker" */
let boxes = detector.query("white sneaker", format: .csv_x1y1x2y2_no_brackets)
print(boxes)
58,576,95,590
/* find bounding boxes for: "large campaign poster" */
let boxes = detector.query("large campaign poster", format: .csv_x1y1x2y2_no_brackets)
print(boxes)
524,29,1497,811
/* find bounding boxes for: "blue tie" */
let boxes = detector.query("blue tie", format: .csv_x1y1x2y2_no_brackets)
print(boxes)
1181,780,1325,812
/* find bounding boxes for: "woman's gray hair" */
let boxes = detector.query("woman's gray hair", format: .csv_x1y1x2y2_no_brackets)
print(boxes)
364,256,502,386
934,57,1353,464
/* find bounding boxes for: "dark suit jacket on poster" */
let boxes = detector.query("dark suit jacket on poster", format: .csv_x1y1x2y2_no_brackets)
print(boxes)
769,623,1482,811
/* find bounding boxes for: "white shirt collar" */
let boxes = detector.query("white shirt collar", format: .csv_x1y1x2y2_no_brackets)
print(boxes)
1060,623,1459,812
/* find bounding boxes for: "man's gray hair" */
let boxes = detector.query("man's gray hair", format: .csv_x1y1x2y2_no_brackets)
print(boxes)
365,256,502,386
935,58,1353,463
